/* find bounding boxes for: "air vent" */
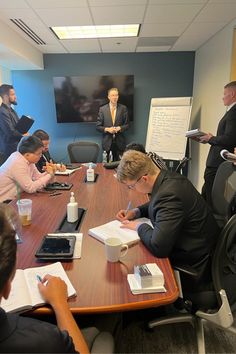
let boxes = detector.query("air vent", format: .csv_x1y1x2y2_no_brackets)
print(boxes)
10,19,46,45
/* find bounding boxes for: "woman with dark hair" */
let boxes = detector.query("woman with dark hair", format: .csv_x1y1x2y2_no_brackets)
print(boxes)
0,136,55,202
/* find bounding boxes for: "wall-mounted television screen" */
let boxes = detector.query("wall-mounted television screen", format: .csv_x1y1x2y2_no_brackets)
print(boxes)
53,75,134,123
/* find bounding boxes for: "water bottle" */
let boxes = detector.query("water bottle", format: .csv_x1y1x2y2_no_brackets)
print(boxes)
102,150,107,163
109,151,113,163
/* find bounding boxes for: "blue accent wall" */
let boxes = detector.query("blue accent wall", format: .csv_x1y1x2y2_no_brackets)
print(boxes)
12,52,195,162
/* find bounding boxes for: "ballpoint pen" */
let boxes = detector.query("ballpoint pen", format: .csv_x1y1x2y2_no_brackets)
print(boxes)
36,274,42,283
125,201,132,215
49,192,62,197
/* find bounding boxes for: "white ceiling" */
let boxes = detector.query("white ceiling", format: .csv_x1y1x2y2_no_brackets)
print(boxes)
0,0,235,55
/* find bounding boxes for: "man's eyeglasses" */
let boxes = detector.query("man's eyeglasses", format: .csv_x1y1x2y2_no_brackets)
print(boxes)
127,175,145,190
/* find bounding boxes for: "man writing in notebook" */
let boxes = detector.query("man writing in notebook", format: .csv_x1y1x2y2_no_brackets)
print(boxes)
0,203,89,353
116,150,219,293
0,84,27,162
200,81,236,208
96,87,129,161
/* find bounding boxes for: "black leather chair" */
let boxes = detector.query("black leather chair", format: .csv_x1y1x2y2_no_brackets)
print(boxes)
211,161,236,228
67,141,100,163
0,151,5,166
148,214,236,354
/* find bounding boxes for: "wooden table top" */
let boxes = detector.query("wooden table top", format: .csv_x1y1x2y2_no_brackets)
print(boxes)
13,164,178,314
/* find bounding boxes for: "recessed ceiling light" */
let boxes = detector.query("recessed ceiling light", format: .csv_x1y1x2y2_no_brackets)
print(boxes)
50,24,140,39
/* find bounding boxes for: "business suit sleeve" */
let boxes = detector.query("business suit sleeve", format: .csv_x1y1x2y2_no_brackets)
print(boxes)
208,111,236,147
96,107,106,133
119,106,129,132
138,193,184,258
0,110,22,140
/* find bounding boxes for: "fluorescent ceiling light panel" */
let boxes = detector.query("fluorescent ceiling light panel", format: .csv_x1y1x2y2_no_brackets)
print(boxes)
51,24,140,39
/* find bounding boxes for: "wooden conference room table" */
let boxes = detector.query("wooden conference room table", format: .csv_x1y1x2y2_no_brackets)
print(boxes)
12,164,178,315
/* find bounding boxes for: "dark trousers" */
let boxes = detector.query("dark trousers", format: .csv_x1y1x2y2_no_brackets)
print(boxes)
202,166,218,208
106,140,123,162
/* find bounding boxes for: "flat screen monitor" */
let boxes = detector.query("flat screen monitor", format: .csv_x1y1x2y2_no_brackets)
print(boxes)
53,75,134,123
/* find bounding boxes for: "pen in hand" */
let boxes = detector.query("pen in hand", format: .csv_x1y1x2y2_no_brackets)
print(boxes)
125,201,132,216
36,275,42,283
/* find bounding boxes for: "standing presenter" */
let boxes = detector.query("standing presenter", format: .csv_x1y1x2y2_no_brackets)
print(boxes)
96,87,129,161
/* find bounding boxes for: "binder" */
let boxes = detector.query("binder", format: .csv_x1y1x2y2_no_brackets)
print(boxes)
15,115,34,134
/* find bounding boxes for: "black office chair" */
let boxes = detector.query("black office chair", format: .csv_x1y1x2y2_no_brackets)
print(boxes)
67,141,100,163
211,161,236,228
175,156,190,174
148,214,236,354
0,151,5,166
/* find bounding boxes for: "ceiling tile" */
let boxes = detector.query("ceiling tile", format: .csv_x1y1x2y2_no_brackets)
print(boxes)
149,0,207,4
27,0,87,8
140,23,188,37
194,3,236,22
183,21,227,37
61,38,101,53
34,8,93,26
0,8,38,19
0,0,29,8
144,4,204,23
89,0,147,5
91,5,146,25
138,36,178,46
136,45,171,52
100,37,138,52
171,30,214,51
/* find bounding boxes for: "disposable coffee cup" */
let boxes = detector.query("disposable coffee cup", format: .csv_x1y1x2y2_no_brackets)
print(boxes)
16,199,32,226
105,237,128,262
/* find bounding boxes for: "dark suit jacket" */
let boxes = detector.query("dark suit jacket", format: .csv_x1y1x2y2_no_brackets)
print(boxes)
0,103,22,159
0,308,76,353
96,103,129,151
35,150,53,173
137,170,219,273
206,104,236,168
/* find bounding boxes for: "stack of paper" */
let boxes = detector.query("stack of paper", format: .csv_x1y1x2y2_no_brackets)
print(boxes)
55,167,81,176
127,274,166,295
185,129,206,141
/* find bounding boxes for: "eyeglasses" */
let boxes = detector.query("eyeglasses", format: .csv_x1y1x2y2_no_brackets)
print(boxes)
33,151,42,157
127,175,145,190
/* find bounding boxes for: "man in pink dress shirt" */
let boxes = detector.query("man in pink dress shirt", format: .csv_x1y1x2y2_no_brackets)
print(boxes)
0,136,55,203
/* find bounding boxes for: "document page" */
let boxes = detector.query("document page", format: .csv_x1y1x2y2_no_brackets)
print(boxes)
1,270,32,313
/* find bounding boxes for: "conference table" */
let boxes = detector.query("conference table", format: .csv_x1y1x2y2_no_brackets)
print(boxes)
12,164,178,315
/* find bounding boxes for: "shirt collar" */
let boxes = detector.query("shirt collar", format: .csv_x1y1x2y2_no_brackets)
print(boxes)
227,101,236,111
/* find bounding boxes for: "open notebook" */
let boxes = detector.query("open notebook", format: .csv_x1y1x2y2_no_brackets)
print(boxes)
88,218,152,246
1,262,76,313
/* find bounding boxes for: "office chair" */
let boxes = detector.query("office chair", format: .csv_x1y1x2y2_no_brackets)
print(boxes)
0,151,5,166
148,214,236,354
67,141,100,163
175,156,190,174
82,327,114,354
211,161,236,228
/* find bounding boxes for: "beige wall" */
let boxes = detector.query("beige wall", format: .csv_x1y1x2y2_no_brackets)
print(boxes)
188,19,236,191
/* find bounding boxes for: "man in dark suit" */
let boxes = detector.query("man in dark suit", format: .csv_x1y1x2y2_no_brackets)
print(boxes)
96,87,129,161
200,81,236,207
0,84,23,161
116,150,219,294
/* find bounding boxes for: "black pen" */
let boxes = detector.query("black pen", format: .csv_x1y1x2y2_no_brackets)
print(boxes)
49,192,62,197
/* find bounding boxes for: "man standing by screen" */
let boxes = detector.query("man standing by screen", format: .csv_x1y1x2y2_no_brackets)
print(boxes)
96,87,129,161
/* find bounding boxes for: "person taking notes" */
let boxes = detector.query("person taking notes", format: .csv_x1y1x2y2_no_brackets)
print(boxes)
0,203,89,353
116,150,219,294
0,136,55,203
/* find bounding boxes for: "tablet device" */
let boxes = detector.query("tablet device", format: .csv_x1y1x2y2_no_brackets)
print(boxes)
35,235,76,259
45,182,73,191
65,163,81,170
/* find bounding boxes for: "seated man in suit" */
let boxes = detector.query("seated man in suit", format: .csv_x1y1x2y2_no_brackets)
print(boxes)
32,129,66,173
96,88,129,161
116,150,220,293
0,136,55,203
0,203,89,353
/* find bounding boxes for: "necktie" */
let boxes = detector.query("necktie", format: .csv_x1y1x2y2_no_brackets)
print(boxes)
111,107,115,125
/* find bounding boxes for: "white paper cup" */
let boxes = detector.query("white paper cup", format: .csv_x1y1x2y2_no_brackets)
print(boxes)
104,237,128,262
